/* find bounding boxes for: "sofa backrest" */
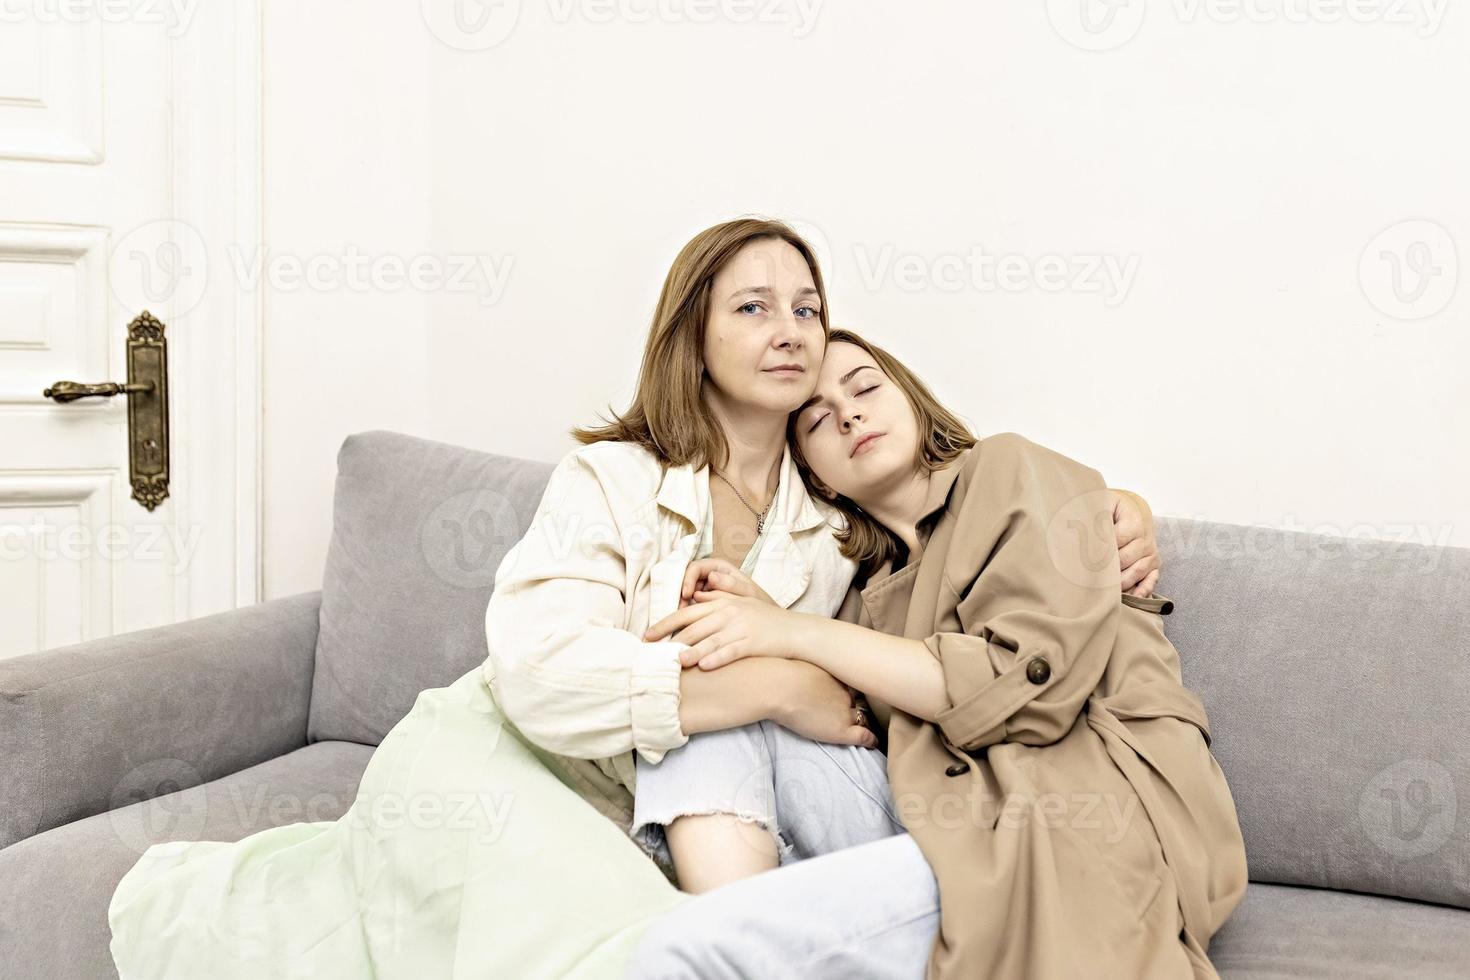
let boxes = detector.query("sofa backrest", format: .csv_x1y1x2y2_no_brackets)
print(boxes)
308,431,554,747
1157,517,1468,911
312,431,1467,912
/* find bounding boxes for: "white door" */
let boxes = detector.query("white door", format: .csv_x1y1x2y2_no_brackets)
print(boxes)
0,5,261,659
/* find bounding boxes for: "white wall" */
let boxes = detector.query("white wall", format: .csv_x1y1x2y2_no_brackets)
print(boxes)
263,0,1469,598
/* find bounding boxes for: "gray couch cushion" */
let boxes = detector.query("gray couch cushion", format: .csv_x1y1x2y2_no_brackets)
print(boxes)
0,740,373,980
1159,518,1469,911
1211,882,1470,978
308,431,554,746
0,591,321,851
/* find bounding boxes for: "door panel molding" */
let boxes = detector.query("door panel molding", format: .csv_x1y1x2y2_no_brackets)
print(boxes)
0,224,108,404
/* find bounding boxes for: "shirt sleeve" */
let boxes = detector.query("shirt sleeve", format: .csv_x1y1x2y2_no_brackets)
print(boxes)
483,450,689,764
925,433,1122,752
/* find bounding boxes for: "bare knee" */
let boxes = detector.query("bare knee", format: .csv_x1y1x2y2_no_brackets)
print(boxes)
665,812,781,893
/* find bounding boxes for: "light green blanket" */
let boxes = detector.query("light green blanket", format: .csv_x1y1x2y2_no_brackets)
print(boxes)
107,665,690,978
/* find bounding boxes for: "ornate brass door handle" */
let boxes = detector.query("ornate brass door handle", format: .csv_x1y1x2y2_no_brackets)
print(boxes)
41,380,156,402
41,311,171,511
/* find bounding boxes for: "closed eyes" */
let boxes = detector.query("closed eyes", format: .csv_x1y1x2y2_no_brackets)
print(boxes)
806,384,879,433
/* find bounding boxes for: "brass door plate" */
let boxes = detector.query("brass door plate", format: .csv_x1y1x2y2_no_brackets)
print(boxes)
126,311,170,511
41,314,169,514
41,311,171,510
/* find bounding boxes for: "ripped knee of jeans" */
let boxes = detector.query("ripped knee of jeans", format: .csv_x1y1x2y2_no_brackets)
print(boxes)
632,808,794,867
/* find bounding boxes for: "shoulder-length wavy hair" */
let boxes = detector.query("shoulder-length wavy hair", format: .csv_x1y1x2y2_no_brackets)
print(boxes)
571,217,831,471
787,327,976,580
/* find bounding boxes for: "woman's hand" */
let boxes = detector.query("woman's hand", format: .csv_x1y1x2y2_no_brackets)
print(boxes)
769,661,878,749
644,594,803,670
675,557,777,609
1109,488,1161,597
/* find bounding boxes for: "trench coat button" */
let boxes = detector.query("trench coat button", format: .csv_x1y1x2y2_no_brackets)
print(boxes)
1025,656,1051,685
945,762,970,777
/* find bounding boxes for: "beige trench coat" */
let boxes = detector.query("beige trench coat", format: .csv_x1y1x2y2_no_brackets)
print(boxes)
840,433,1248,980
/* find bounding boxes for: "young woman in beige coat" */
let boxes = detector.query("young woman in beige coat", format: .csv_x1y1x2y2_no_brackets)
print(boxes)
634,329,1248,979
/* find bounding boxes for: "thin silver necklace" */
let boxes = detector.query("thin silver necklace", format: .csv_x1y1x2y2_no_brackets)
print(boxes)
712,469,774,534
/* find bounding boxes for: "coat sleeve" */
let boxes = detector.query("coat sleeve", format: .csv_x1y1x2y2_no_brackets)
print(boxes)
483,450,689,764
926,433,1122,751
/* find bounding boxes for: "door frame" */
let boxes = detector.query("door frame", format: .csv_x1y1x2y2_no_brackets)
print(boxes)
171,0,264,613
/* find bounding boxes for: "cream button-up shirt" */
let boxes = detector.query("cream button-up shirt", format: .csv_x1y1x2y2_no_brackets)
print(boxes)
483,438,858,830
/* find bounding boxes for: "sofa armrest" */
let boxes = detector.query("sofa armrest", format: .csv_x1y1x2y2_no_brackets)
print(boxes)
0,591,321,851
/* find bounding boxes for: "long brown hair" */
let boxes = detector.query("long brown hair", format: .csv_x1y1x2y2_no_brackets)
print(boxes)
787,327,976,579
571,218,830,471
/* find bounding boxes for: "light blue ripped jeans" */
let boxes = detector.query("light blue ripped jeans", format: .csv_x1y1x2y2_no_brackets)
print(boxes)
625,720,941,979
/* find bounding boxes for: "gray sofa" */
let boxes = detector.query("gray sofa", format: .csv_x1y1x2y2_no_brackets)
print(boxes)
2,430,1466,979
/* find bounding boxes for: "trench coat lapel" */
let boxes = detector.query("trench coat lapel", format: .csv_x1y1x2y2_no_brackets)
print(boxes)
860,559,913,637
859,451,971,636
